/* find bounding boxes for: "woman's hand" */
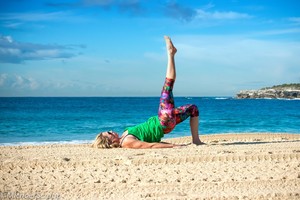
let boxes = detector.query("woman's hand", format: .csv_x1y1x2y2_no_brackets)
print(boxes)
173,143,190,148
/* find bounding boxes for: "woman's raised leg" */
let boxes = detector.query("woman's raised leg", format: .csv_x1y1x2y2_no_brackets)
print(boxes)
158,36,177,133
164,36,177,80
159,36,203,144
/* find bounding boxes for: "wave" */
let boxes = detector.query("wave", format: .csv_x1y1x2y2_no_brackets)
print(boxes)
0,140,93,147
215,97,229,100
278,98,300,101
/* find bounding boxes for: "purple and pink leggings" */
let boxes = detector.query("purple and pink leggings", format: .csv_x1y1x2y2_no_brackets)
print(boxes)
158,78,199,134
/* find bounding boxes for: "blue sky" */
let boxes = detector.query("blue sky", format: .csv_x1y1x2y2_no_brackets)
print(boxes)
0,0,299,97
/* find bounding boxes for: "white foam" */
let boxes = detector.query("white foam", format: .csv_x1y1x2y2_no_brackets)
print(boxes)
279,98,300,101
215,97,229,100
0,140,93,146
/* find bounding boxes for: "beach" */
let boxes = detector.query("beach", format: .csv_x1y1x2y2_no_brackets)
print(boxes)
1,133,300,199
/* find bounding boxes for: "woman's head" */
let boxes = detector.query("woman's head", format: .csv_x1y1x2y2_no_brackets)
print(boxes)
92,131,120,148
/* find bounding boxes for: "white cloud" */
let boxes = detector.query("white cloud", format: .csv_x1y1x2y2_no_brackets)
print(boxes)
3,35,13,43
196,9,252,20
0,72,114,96
13,75,39,89
0,11,74,22
0,74,39,90
0,11,90,31
2,22,23,29
162,2,252,22
0,74,8,86
249,28,300,37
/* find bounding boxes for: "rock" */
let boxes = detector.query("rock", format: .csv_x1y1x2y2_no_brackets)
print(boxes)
236,87,300,99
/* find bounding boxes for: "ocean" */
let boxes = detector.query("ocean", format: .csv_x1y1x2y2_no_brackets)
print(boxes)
0,97,299,146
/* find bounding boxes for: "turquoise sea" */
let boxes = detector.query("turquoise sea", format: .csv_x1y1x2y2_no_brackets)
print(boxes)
0,97,299,146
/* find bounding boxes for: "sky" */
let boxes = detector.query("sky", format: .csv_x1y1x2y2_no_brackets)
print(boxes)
0,0,299,97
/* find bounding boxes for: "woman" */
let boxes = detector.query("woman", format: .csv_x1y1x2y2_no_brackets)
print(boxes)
92,36,202,149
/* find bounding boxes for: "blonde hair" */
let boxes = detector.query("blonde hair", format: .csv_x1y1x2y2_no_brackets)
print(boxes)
91,132,120,148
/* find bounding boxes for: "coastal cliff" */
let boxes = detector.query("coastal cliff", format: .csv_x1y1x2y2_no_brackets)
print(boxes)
236,83,300,99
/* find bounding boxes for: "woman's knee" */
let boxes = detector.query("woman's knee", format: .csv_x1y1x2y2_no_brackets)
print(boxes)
190,104,199,117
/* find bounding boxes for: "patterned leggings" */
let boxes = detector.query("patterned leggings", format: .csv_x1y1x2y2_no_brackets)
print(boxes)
158,78,199,134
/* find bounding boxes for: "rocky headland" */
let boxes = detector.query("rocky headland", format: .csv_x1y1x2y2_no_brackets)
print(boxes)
236,83,300,99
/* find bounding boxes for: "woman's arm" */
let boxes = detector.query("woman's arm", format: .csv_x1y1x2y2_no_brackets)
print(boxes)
122,138,175,149
127,140,175,148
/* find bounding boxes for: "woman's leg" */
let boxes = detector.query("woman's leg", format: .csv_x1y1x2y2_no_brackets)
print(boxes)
158,36,202,144
174,104,202,145
164,36,177,80
158,78,176,133
158,36,177,133
190,116,201,144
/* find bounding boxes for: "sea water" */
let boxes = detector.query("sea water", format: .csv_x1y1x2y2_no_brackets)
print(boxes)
0,97,299,146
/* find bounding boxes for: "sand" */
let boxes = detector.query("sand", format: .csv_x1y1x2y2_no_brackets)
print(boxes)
0,133,300,200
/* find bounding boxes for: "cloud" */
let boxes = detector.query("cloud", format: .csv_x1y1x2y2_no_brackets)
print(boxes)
162,1,252,21
196,9,252,20
46,0,144,15
85,0,145,15
201,2,215,10
44,1,252,22
45,1,81,8
48,0,192,20
0,11,70,22
0,10,89,28
0,73,112,96
288,17,300,25
82,0,116,7
163,2,197,22
117,0,144,15
249,28,300,37
0,35,84,63
0,74,39,90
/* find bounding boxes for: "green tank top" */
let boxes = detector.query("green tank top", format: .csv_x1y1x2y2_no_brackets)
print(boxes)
125,116,164,143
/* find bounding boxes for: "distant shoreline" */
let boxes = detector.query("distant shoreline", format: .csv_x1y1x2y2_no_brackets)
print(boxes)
236,83,300,99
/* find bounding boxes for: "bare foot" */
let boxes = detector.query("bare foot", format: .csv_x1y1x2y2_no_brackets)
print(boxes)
164,36,177,56
193,140,205,145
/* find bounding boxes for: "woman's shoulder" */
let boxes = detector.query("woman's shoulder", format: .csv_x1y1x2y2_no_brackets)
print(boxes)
120,131,138,147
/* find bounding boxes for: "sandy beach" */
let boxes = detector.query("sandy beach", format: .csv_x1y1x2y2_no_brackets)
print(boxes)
1,133,300,199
